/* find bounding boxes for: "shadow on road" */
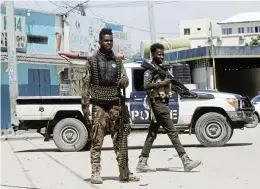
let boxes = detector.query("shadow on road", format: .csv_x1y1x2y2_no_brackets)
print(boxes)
155,167,200,173
15,142,252,153
84,176,119,182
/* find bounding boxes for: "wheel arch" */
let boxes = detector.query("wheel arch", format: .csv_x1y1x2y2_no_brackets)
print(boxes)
255,111,260,120
190,107,231,133
46,110,86,135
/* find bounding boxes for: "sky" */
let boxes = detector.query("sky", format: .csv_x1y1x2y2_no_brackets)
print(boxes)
2,0,260,53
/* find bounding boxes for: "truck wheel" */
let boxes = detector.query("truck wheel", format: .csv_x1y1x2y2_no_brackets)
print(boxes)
245,113,259,128
195,112,233,147
53,118,89,152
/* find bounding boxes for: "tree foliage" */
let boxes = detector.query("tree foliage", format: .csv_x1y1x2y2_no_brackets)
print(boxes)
245,34,260,46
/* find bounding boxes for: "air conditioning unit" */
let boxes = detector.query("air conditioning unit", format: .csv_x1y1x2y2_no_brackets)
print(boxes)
63,68,77,81
239,35,244,40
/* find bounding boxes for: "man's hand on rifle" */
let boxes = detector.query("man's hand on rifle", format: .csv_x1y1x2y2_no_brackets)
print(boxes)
160,77,171,86
189,91,198,97
118,77,129,88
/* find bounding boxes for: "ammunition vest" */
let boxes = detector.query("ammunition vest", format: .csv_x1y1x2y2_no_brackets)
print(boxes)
149,75,172,99
88,54,122,105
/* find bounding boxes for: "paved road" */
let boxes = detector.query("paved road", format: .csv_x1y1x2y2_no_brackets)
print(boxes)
1,125,260,189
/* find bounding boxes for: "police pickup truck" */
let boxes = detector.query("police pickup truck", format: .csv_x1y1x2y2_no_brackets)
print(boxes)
14,62,255,152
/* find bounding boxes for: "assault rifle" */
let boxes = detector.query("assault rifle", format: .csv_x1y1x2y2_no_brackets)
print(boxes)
118,87,129,182
141,61,197,98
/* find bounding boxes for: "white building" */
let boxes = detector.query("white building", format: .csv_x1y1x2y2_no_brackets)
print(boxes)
179,19,221,39
179,12,260,48
219,12,260,35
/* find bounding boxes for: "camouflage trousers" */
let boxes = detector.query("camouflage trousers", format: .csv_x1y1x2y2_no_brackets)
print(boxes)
90,104,129,171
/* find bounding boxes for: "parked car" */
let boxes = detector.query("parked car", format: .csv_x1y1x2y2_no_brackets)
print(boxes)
245,95,260,128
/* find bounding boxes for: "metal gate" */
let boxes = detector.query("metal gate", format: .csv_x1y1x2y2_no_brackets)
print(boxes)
28,69,51,96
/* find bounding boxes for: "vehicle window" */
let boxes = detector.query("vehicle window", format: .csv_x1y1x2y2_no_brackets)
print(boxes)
132,69,145,91
252,96,260,102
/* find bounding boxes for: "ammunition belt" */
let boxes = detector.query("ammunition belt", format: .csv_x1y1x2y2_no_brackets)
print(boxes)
90,84,119,105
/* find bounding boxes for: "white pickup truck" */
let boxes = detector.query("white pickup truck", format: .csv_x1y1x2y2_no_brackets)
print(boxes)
15,88,255,152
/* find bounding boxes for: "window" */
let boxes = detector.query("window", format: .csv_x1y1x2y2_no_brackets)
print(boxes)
251,95,260,103
247,27,254,33
255,26,260,33
184,28,190,35
222,28,232,35
132,69,145,91
197,28,201,31
27,35,48,44
238,27,244,33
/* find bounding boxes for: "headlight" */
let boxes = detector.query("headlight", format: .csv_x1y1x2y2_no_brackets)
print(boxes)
226,98,238,108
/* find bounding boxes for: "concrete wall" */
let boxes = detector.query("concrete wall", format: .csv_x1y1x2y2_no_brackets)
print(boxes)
55,15,64,52
179,19,221,38
192,67,214,89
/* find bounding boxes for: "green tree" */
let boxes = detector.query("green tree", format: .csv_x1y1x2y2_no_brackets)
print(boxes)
245,34,260,46
131,52,141,61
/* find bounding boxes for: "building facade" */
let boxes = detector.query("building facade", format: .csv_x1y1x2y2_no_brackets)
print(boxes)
164,12,260,95
218,12,260,35
179,12,260,48
1,7,65,130
1,6,63,53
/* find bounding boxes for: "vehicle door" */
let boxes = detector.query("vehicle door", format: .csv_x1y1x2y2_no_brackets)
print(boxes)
129,67,179,125
129,67,150,125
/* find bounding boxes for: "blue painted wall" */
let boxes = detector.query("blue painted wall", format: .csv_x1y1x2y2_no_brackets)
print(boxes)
1,7,56,53
1,7,60,129
1,63,59,130
105,23,123,32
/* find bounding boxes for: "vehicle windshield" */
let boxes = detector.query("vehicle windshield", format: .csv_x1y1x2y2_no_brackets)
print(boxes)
251,95,260,103
132,68,145,91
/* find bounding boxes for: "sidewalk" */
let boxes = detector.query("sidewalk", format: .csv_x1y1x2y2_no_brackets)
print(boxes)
1,129,43,141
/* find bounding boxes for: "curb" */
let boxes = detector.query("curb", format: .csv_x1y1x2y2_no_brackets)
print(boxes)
1,130,44,141
1,135,44,141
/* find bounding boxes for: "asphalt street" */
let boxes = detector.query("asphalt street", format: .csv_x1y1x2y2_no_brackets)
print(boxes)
1,124,260,189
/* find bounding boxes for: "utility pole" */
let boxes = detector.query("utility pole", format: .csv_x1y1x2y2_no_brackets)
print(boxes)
6,0,19,130
79,4,86,16
210,22,217,90
147,0,156,44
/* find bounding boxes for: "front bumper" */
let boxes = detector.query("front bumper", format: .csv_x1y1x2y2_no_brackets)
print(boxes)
227,110,254,123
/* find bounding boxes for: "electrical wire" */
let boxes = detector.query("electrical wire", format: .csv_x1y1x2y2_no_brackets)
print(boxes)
34,1,43,10
87,7,206,36
49,1,69,13
89,1,178,8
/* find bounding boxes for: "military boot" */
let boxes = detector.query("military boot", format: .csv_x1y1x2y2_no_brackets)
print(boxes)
181,154,202,172
136,156,156,173
128,170,140,182
91,164,103,184
118,167,140,182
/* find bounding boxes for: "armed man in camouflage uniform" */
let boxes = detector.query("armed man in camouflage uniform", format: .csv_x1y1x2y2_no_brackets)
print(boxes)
136,43,202,173
82,28,140,184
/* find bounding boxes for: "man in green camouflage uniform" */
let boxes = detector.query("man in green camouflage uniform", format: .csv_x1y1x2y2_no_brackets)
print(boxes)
136,43,202,173
82,28,140,184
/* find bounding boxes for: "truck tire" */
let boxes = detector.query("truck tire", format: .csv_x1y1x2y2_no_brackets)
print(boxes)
245,113,259,128
53,118,89,152
195,112,233,147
